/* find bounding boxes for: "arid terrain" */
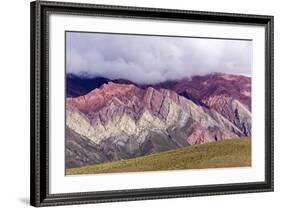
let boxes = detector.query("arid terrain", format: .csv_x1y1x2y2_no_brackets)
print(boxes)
65,73,251,174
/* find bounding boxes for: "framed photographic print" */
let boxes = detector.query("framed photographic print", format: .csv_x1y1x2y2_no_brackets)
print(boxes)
30,0,274,207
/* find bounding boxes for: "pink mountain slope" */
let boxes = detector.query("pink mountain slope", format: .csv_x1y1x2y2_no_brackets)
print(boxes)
65,74,251,168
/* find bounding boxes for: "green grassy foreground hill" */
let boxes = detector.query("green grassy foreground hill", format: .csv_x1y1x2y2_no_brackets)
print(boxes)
66,138,251,175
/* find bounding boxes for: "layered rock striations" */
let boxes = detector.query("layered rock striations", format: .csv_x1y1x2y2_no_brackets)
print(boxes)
66,73,251,168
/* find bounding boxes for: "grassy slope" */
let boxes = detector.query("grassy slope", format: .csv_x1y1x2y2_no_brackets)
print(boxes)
66,138,251,175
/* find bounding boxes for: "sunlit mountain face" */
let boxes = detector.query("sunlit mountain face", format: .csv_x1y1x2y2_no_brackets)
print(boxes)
65,32,252,171
65,73,251,169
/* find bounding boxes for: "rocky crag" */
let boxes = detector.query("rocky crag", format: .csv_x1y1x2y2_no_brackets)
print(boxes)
66,73,251,168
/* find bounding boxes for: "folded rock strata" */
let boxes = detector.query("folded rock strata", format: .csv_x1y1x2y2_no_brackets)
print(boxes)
65,74,251,168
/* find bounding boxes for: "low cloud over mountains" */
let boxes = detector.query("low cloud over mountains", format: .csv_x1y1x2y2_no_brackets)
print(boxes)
66,32,252,84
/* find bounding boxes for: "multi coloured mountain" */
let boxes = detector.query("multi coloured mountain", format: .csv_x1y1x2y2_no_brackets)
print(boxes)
65,73,251,169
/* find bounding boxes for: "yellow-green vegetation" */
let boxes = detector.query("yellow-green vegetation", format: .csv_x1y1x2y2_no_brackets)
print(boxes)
66,138,251,175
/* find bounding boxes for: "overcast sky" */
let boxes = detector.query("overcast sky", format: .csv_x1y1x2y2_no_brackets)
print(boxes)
66,32,252,84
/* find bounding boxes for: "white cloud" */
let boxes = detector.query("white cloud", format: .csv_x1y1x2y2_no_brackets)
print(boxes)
66,32,252,84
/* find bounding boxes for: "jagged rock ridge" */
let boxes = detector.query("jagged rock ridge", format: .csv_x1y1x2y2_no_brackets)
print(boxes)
66,73,251,168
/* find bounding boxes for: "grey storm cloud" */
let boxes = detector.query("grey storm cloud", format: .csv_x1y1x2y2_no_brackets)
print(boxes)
66,32,252,84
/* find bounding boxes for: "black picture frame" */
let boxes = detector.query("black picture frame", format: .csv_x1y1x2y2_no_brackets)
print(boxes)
30,0,274,207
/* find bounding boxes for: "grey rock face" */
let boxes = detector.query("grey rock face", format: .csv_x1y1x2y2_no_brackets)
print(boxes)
65,126,109,168
66,82,251,168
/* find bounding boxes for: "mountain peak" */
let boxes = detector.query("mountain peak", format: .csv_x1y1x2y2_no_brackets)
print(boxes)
65,72,252,168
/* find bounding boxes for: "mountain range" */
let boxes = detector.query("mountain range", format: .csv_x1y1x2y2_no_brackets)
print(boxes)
65,73,251,169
